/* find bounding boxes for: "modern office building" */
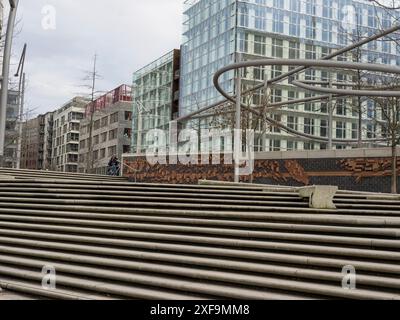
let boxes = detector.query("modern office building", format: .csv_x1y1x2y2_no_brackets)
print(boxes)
180,0,400,151
20,111,54,170
3,90,20,168
78,85,133,174
132,49,180,154
52,97,88,173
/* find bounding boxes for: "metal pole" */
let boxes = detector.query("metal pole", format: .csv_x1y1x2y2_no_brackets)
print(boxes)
16,73,25,169
86,54,97,173
0,0,19,165
328,79,333,150
136,109,143,154
234,56,242,183
15,44,27,169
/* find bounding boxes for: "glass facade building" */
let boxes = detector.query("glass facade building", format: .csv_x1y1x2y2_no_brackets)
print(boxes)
180,0,400,151
132,49,180,154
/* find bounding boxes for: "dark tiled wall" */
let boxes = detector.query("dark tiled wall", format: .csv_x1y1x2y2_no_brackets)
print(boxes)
125,156,400,193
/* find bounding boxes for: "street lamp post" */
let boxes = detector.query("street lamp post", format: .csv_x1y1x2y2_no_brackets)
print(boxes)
234,54,242,183
0,0,20,167
15,44,27,169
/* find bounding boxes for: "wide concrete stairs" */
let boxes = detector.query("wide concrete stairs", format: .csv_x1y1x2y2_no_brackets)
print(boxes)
0,168,127,182
0,169,399,299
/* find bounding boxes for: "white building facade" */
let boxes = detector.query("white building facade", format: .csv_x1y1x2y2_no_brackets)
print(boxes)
51,97,87,172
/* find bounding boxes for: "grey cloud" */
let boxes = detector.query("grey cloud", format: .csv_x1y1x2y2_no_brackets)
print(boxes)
12,0,183,115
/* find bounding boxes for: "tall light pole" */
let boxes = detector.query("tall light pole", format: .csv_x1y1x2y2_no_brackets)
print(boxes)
15,43,27,169
234,53,242,183
0,0,20,167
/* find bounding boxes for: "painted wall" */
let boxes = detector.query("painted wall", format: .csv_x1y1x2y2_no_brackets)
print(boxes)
123,148,400,193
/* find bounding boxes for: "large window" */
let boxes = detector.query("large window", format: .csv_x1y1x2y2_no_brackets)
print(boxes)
269,140,281,151
109,128,118,140
271,39,283,58
254,35,266,56
336,122,346,139
108,145,117,157
320,120,328,137
289,13,300,37
101,116,109,127
289,41,300,60
110,112,119,124
304,118,315,135
287,116,298,131
273,11,284,34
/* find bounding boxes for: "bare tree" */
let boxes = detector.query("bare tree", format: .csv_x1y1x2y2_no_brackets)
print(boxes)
79,54,102,173
365,77,400,193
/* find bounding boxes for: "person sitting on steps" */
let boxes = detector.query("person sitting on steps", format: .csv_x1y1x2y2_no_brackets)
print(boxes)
107,155,120,176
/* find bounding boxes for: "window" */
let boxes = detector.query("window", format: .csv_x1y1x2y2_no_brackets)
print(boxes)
322,20,332,42
69,122,80,131
109,128,118,140
108,145,117,157
304,93,315,111
125,111,132,121
93,150,99,161
80,140,86,149
100,148,106,159
320,120,328,137
273,0,284,8
304,118,315,135
273,11,284,33
305,16,316,39
67,154,78,163
255,6,267,30
101,132,107,143
367,124,376,138
66,133,79,142
254,67,266,81
238,32,249,53
271,39,283,58
110,112,119,124
306,0,316,15
66,144,79,152
289,41,300,60
271,66,282,78
336,122,346,139
304,142,315,150
352,123,358,140
289,13,300,37
101,116,108,127
269,140,281,151
68,112,84,121
272,114,281,133
124,128,132,139
271,89,282,103
336,99,346,116
287,141,298,151
305,44,316,60
94,120,101,130
305,69,316,81
287,116,298,131
93,135,99,145
254,35,266,56
322,0,333,19
290,0,300,11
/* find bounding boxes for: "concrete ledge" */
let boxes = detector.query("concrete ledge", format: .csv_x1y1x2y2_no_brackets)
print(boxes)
299,186,338,209
198,180,299,192
0,175,14,180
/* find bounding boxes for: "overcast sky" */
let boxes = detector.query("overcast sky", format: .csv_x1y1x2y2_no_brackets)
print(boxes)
9,0,183,116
